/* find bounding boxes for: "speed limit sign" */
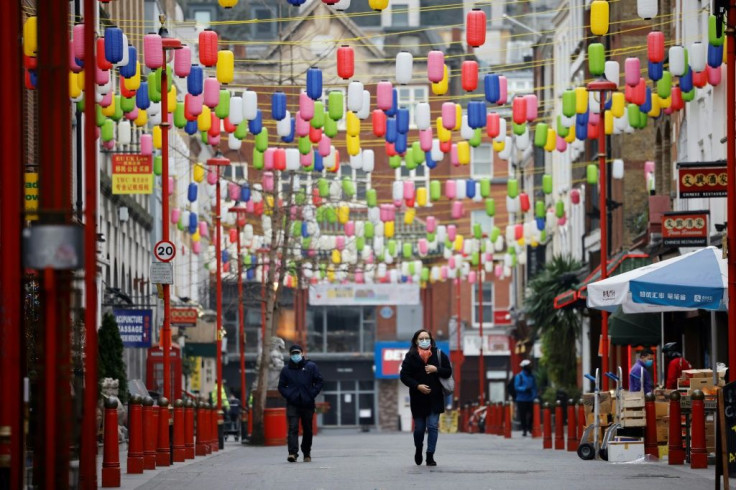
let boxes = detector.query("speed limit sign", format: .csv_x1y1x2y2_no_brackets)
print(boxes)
154,240,176,262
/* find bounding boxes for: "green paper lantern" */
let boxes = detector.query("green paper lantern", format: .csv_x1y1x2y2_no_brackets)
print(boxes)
402,242,412,259
682,89,695,102
215,89,230,119
490,226,501,242
252,149,264,170
255,129,269,152
469,128,482,147
430,180,441,201
174,101,186,128
324,117,338,138
586,163,598,184
709,15,725,47
101,119,115,141
412,141,424,164
480,179,490,198
302,237,311,249
110,96,123,122
356,236,365,251
534,123,548,147
562,89,576,117
235,121,247,140
318,178,329,198
389,155,401,169
535,200,545,218
656,71,672,99
421,267,429,282
426,232,436,242
627,103,641,127
485,198,495,217
96,105,106,127
328,91,344,121
364,221,374,238
513,121,526,136
311,102,325,129
542,174,553,194
471,251,479,266
326,206,337,224
588,43,605,76
298,136,311,155
388,240,397,256
555,200,565,218
556,115,569,138
148,70,161,103
405,150,417,170
473,223,482,239
342,177,355,197
366,188,377,207
507,178,519,198
154,154,162,176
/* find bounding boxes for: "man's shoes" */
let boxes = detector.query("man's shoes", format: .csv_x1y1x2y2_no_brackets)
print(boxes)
303,454,311,462
414,446,423,465
426,452,437,466
287,454,297,463
522,431,527,437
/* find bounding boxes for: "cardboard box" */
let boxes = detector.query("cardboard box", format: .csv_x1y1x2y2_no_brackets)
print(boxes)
683,369,713,379
656,418,669,443
583,391,613,415
658,444,669,460
655,401,669,418
608,441,645,462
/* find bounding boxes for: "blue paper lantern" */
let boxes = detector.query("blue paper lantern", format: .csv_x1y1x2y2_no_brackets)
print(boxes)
248,109,263,135
484,73,500,103
29,70,37,89
708,44,724,68
301,221,309,238
576,121,587,140
425,151,437,169
187,64,204,96
394,132,407,154
136,82,150,109
271,91,287,121
281,117,295,143
680,67,693,92
188,212,198,234
576,110,589,125
184,120,198,135
306,67,322,100
187,182,198,202
313,151,324,172
536,217,546,231
75,57,84,68
385,118,398,143
467,101,486,129
605,96,612,111
287,0,307,4
384,88,398,117
119,45,137,79
640,87,652,113
246,268,255,281
222,250,230,264
648,61,663,81
240,183,251,202
466,178,476,199
396,108,410,134
104,27,124,64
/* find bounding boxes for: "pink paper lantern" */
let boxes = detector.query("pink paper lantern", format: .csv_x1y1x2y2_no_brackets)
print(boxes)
426,216,436,233
376,81,393,111
707,65,722,86
445,180,456,199
419,129,432,151
229,182,240,200
300,152,313,167
299,92,314,121
525,94,538,122
427,51,445,82
168,177,174,196
468,271,476,284
263,172,274,191
344,221,355,236
264,147,275,170
451,199,464,219
140,134,153,155
295,111,310,137
207,169,218,185
203,77,220,108
625,57,640,86
171,207,180,224
447,225,457,241
174,45,191,77
441,103,456,129
497,76,508,105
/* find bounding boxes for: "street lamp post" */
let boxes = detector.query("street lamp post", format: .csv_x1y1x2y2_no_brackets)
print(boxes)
726,2,736,379
477,257,485,405
158,19,181,403
586,78,617,390
207,153,230,449
228,205,248,440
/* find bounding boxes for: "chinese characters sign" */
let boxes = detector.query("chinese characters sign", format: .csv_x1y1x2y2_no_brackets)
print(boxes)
678,161,727,198
662,211,709,247
112,153,153,194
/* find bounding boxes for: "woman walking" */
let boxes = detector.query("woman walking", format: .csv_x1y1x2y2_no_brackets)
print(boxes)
400,329,452,466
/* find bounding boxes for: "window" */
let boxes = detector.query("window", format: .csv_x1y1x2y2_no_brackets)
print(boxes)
472,281,494,326
251,7,276,38
397,85,428,129
391,3,409,27
396,160,430,192
472,143,493,178
193,10,212,28
471,209,494,237
307,306,376,353
339,162,370,201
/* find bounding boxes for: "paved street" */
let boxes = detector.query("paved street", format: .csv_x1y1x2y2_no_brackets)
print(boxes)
110,429,724,490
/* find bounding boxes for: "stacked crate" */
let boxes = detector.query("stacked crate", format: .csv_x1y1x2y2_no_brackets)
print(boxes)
620,391,646,428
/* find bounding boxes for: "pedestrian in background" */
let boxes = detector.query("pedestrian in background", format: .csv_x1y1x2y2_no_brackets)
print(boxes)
278,344,324,463
514,359,537,437
400,329,452,467
629,348,654,394
662,342,692,389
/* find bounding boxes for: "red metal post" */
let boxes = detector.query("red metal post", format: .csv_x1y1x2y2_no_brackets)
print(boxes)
101,399,121,488
496,403,503,435
542,403,552,449
211,406,219,452
554,401,565,449
644,393,658,458
156,399,171,466
142,398,157,470
504,402,512,439
577,399,586,441
204,404,212,454
690,390,707,468
184,399,195,459
728,0,736,379
160,52,172,403
237,217,246,414
532,400,541,438
567,399,578,452
0,0,24,486
215,172,223,413
484,404,492,434
478,261,485,405
668,391,684,465
127,397,144,473
195,401,207,456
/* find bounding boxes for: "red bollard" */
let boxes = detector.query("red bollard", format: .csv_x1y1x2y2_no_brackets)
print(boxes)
690,390,708,469
543,403,552,449
210,405,219,452
554,401,565,450
491,403,498,435
203,403,212,454
504,403,512,438
567,399,578,452
497,403,504,435
172,399,185,462
184,399,195,459
577,399,586,441
156,398,171,466
101,398,121,487
459,404,468,433
142,397,157,470
195,400,207,456
644,393,658,458
127,396,144,473
668,391,684,465
532,399,541,438
485,404,493,434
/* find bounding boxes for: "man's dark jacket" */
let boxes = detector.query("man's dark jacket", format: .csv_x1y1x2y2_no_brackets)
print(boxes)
278,358,324,409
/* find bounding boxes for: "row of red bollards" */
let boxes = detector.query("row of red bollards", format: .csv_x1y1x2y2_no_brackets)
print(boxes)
101,394,225,487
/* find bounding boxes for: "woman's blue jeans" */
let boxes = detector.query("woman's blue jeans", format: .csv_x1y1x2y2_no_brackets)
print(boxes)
413,413,440,453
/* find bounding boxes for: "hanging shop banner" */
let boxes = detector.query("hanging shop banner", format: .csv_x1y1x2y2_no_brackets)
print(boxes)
171,307,199,325
309,283,419,306
375,341,450,379
677,161,727,198
112,153,153,194
662,210,709,247
463,334,510,356
24,172,39,221
113,308,153,348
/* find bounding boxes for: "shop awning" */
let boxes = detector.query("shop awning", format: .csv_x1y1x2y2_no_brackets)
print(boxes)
553,251,650,309
609,306,661,346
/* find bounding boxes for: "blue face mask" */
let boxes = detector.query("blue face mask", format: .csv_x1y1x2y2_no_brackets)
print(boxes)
418,339,431,350
291,354,303,363
644,359,653,367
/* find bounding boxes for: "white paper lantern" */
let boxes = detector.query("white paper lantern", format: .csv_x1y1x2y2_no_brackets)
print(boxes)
331,0,351,11
637,0,657,19
497,136,512,160
374,237,385,255
149,110,162,126
243,90,258,120
395,51,413,85
669,46,686,76
229,95,244,125
362,149,375,173
437,225,447,244
612,159,624,179
350,152,363,170
455,179,466,199
228,133,242,150
148,101,160,116
431,138,443,162
506,195,519,213
589,92,601,114
494,118,507,142
473,182,482,202
460,114,474,140
277,111,292,137
560,114,575,127
356,90,371,119
392,180,404,202
415,102,431,130
604,61,620,86
347,81,364,112
118,34,130,67
286,148,300,171
367,207,380,223
118,120,131,146
515,129,530,150
690,42,706,72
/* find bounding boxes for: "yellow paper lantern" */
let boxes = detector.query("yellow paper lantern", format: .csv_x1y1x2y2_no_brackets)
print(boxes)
611,92,625,118
385,220,395,238
338,205,350,224
454,235,464,252
436,117,451,142
575,87,588,113
492,139,505,152
368,0,389,10
346,111,360,136
404,208,416,224
69,72,81,99
590,1,609,36
216,50,234,84
218,0,238,7
152,125,162,149
648,94,661,117
454,104,462,131
544,128,556,152
167,84,177,113
331,249,341,264
198,105,212,132
135,109,148,127
77,70,86,92
564,122,576,143
193,164,205,183
23,17,37,57
416,187,427,207
124,62,141,91
457,141,470,164
265,195,274,214
346,134,361,156
192,230,201,242
659,95,672,108
432,65,449,95
327,267,336,282
604,110,614,134
517,237,526,246
101,97,116,117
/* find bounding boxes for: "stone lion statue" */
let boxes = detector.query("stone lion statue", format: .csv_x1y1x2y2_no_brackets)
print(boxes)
253,336,286,390
97,378,128,442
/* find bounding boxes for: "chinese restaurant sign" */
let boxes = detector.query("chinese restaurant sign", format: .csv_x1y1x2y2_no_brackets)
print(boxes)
662,210,709,247
677,161,727,198
112,153,153,194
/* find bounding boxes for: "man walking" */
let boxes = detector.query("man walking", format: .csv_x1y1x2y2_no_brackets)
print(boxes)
514,359,537,437
278,344,324,463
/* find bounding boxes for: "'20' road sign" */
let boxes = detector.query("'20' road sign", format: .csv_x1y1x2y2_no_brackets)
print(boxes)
154,240,176,262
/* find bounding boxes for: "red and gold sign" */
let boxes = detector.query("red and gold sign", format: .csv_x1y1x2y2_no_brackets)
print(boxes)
662,211,709,247
678,163,727,198
170,307,198,325
112,153,153,194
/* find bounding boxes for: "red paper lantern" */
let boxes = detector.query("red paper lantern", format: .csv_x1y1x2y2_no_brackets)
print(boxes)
97,38,112,70
312,187,323,207
440,139,452,153
385,142,397,157
336,45,354,80
512,96,527,125
461,60,479,92
372,110,386,137
309,125,322,144
198,30,218,67
519,193,530,212
486,112,500,138
692,70,708,88
119,75,136,98
208,114,221,137
466,8,487,48
229,228,238,243
223,117,237,133
24,54,37,70
670,86,684,111
570,189,581,204
274,148,286,171
647,31,665,63
587,120,599,140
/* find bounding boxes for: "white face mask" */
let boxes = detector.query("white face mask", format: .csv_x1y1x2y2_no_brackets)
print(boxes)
418,339,431,349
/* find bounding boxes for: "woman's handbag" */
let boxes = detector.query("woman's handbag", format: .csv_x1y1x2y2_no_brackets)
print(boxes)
436,348,455,396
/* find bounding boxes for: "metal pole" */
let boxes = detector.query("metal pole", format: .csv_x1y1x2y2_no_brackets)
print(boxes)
598,90,609,390
79,0,99,485
238,222,246,411
726,1,736,381
0,0,24,485
215,169,222,413
478,260,485,405
160,51,172,401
